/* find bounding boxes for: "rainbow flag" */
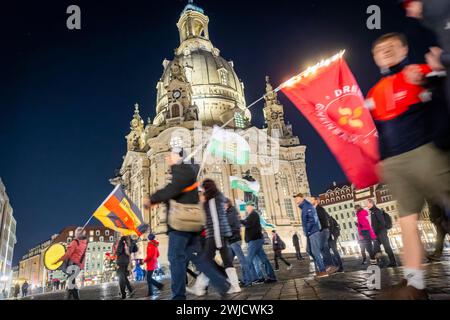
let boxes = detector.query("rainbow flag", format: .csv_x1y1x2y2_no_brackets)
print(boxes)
93,185,148,236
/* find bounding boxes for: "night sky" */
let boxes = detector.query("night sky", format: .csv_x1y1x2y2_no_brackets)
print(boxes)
1,0,437,264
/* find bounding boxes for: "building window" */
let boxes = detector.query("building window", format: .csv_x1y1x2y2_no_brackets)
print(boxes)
109,236,114,242
95,230,100,236
67,238,72,243
234,112,245,128
218,69,228,86
69,231,74,237
343,224,347,230
347,212,350,218
284,199,295,220
348,222,352,229
90,231,94,236
105,230,109,236
341,213,344,220
99,236,104,242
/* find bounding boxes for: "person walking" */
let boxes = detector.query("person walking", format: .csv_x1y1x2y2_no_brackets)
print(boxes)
292,232,303,260
144,233,164,297
54,226,88,300
427,204,450,262
367,32,450,299
271,230,292,271
294,193,328,278
241,201,277,284
312,197,338,274
144,148,230,300
187,179,241,296
367,199,397,267
21,281,28,298
115,235,136,299
225,198,257,287
134,260,145,282
14,283,20,299
355,205,377,265
328,213,344,272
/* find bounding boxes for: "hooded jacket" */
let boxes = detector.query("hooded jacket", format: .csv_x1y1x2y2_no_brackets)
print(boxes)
356,209,376,240
241,210,263,243
144,240,160,271
226,205,242,244
203,192,232,240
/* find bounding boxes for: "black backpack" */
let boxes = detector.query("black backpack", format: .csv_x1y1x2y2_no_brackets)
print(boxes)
382,210,393,230
328,216,341,239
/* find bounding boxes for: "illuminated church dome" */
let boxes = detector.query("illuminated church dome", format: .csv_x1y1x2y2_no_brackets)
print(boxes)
153,1,250,127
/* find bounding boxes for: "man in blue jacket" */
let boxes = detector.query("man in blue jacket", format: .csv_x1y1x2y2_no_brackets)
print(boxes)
294,193,328,278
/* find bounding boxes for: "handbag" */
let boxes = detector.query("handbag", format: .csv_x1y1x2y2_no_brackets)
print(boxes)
168,200,206,232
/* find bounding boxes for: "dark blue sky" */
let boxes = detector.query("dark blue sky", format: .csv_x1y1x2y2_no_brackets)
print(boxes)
2,0,436,264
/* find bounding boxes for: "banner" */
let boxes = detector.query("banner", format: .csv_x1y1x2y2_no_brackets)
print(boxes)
207,126,250,165
280,55,379,188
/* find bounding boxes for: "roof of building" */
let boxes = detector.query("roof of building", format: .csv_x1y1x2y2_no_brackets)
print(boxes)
181,1,204,15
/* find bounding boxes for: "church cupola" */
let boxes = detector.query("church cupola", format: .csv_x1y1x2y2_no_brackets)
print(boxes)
177,1,210,44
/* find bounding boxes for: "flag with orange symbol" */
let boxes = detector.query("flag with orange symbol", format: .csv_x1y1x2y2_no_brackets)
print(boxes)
280,55,379,188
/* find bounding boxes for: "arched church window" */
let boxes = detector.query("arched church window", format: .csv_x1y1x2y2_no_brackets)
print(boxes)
171,104,181,118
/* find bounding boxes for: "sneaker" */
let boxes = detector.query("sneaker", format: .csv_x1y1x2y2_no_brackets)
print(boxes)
287,264,293,271
127,289,135,298
315,272,329,278
264,279,277,284
274,267,280,271
326,266,339,275
377,284,428,300
369,259,378,265
242,283,252,288
253,278,265,285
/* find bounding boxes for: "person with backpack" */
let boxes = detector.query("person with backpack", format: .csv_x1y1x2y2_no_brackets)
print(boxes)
115,235,136,299
54,226,88,300
367,199,397,268
327,213,344,272
271,230,292,271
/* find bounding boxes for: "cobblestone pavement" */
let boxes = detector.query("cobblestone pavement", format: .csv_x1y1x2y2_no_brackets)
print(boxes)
18,252,450,300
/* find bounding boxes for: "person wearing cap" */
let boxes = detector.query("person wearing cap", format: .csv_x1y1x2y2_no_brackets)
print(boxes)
293,193,328,278
241,201,277,284
143,147,230,300
144,233,164,297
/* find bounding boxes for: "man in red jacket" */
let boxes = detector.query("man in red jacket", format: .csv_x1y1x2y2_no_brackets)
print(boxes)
367,33,450,299
144,233,164,297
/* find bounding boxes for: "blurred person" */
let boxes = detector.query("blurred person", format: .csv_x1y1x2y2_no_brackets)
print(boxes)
21,281,28,297
427,204,450,262
367,199,397,267
312,197,339,274
294,193,328,278
292,232,304,260
355,205,377,265
367,32,450,299
327,212,344,272
115,235,135,299
144,148,230,300
225,198,257,287
144,233,164,297
241,201,277,284
271,230,292,271
54,226,88,300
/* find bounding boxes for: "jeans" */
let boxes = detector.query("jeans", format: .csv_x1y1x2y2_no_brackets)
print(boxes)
273,250,291,269
117,264,133,298
246,239,276,281
328,238,343,270
168,230,230,300
320,229,334,267
374,230,396,265
230,241,257,285
252,254,264,279
307,232,325,272
146,270,163,296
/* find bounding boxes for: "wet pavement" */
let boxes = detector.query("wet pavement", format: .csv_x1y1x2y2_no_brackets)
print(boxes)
18,252,450,300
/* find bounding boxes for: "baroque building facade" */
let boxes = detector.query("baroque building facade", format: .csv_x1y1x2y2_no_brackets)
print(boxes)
113,2,311,265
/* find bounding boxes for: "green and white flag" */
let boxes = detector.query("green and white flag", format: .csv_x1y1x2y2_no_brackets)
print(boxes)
206,126,250,165
229,176,260,195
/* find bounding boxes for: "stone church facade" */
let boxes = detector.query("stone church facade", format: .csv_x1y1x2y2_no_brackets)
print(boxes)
112,2,312,265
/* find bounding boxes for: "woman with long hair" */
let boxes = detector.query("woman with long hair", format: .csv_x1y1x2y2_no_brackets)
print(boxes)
187,179,241,296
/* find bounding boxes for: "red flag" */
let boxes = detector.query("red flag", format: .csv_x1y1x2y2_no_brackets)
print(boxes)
280,56,379,188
